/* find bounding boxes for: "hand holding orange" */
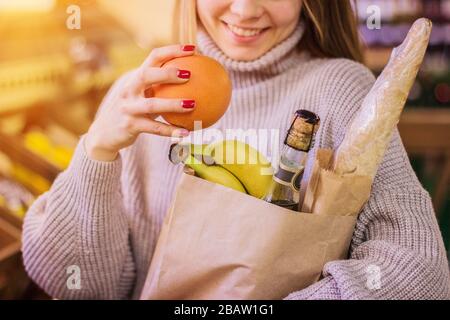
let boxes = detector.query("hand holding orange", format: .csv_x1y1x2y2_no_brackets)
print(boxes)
149,55,232,131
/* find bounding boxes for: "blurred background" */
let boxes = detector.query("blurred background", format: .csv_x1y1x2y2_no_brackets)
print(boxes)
0,0,449,299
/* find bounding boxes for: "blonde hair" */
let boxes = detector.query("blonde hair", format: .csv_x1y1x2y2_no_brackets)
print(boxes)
184,0,364,63
178,0,198,46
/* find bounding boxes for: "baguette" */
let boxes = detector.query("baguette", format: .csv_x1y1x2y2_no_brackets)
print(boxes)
333,18,432,179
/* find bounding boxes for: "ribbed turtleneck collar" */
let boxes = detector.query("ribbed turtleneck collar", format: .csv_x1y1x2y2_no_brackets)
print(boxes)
196,23,308,80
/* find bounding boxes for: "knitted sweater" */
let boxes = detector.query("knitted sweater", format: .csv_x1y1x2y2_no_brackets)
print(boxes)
22,24,450,300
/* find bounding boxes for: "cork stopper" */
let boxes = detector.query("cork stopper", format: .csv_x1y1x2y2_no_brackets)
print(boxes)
285,110,320,152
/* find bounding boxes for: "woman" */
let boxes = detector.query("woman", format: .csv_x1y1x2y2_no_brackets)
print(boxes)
22,0,450,299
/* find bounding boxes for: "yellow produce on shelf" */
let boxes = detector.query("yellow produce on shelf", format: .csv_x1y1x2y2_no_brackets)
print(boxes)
11,163,51,195
53,146,73,169
0,54,72,113
24,131,74,170
11,205,26,219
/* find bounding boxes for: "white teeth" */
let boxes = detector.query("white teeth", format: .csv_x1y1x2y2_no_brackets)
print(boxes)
227,24,263,37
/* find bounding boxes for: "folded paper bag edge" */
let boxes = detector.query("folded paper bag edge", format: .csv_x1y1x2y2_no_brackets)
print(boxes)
302,149,373,216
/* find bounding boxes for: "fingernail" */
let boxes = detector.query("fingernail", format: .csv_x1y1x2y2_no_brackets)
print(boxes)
182,44,196,51
178,129,190,137
177,69,191,79
182,100,196,109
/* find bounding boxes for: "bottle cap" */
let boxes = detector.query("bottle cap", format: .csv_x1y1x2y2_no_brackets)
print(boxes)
285,110,320,152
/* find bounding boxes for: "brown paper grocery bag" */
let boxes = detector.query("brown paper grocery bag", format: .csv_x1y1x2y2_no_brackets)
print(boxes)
140,150,370,300
302,149,372,216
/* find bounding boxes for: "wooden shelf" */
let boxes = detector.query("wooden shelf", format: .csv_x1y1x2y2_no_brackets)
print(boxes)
0,213,30,300
0,131,60,189
399,108,450,152
398,107,450,214
0,215,21,263
0,206,23,230
364,47,393,71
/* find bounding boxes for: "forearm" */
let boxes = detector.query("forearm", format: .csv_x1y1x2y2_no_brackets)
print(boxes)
22,137,136,299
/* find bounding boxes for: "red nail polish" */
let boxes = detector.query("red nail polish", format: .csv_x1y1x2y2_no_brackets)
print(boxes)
177,69,191,79
182,44,196,51
182,100,195,109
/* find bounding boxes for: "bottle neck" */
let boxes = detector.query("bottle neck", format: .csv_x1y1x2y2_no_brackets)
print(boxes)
280,144,308,169
274,144,308,190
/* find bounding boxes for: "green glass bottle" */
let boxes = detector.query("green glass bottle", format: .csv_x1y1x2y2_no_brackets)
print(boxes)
263,110,320,211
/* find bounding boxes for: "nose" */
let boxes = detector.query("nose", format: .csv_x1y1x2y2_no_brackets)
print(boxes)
230,0,264,20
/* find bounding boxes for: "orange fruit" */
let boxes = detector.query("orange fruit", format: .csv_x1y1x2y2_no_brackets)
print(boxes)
151,55,232,131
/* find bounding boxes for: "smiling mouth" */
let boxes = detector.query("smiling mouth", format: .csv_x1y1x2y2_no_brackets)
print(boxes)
222,21,270,37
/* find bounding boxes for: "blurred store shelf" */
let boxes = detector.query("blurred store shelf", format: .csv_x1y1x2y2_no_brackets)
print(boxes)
400,108,450,150
399,108,450,214
0,212,21,262
0,1,147,117
0,210,27,300
365,48,393,71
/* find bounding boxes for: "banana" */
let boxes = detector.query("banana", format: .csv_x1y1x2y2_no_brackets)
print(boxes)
184,154,247,194
169,141,273,197
208,140,274,199
190,143,212,156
